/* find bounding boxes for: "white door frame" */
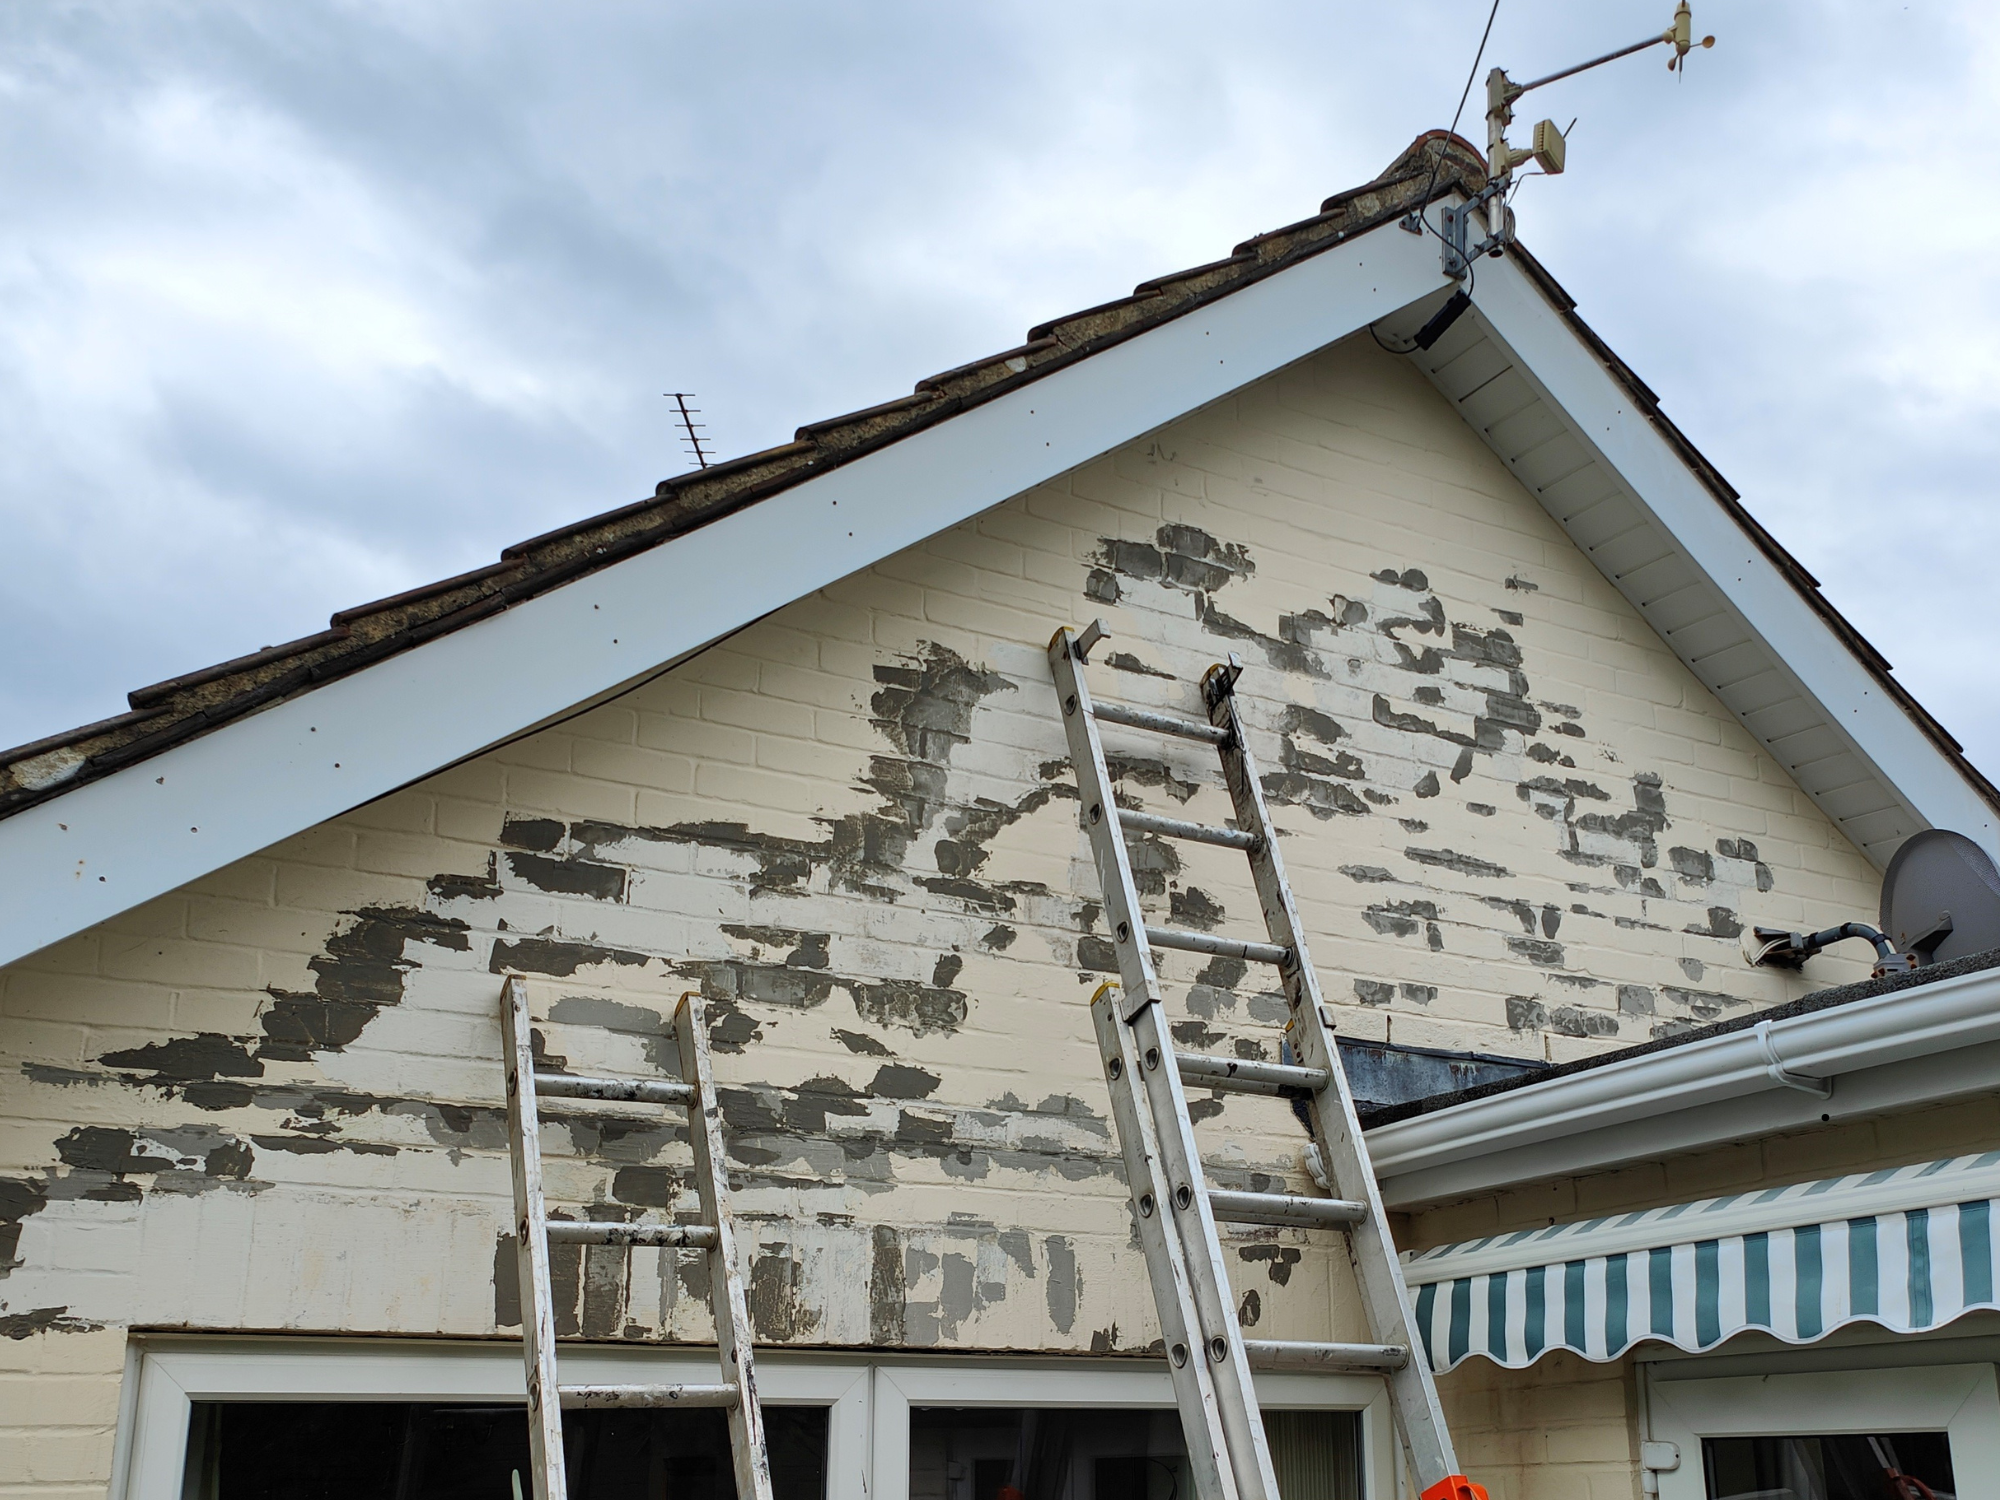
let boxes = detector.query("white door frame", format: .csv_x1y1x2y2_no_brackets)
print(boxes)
1643,1362,2000,1499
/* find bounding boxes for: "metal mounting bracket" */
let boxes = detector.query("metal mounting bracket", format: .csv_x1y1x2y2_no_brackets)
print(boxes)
1754,1019,1832,1099
1437,187,1510,279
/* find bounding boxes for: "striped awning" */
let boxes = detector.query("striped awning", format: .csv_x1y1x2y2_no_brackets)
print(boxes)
1401,1152,2000,1373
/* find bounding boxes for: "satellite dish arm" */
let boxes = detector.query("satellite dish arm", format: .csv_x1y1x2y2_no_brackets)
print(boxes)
1746,921,1901,972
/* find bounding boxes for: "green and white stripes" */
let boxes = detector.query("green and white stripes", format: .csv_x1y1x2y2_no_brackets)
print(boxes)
1402,1153,2000,1372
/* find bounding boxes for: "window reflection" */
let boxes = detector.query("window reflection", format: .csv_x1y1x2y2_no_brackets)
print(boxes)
1702,1432,1955,1500
908,1406,1359,1500
182,1400,829,1500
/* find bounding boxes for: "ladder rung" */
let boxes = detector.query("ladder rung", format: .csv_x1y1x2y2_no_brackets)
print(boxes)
533,1073,695,1106
1145,926,1290,966
1120,808,1260,852
1206,1188,1366,1229
1092,701,1229,745
1176,1053,1329,1098
557,1383,741,1409
1242,1339,1410,1373
544,1221,718,1248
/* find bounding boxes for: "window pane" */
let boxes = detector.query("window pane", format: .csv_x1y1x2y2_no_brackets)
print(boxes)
909,1406,1359,1500
184,1401,828,1500
1702,1432,1956,1500
1264,1411,1361,1500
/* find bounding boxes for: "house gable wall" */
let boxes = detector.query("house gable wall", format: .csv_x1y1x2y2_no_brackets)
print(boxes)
0,333,1880,1493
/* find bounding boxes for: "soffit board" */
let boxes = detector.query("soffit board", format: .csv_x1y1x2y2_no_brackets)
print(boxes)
1390,248,1999,870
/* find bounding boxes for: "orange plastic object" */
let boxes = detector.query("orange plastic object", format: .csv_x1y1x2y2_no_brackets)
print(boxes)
1419,1479,1489,1500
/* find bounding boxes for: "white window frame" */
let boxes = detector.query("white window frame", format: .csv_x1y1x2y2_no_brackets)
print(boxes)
1644,1362,2000,1500
870,1360,1394,1499
119,1337,1393,1500
119,1336,871,1500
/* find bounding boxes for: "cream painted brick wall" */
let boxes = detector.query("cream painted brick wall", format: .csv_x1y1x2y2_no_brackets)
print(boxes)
1,336,1887,1443
1438,1351,1641,1500
0,1326,125,1500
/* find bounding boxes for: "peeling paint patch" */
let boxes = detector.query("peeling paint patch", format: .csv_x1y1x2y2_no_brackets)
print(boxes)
1261,702,1369,818
1238,1244,1301,1286
262,906,471,1060
1095,526,1254,595
749,1246,821,1340
251,1133,397,1157
98,1034,264,1111
53,1124,258,1192
0,1306,100,1339
506,851,628,902
489,935,651,978
1107,652,1174,679
1044,1235,1080,1333
832,1028,892,1057
0,1178,48,1275
847,978,968,1036
869,1225,904,1345
870,1064,942,1100
1406,847,1509,879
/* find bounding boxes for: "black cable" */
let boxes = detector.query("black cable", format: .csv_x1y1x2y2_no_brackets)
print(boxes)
1414,0,1503,250
1376,0,1503,355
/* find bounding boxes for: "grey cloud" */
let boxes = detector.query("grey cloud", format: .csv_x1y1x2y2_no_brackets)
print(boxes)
4,0,1999,787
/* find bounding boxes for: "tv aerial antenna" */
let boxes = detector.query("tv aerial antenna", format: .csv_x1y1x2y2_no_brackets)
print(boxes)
1420,1,1715,279
666,391,714,470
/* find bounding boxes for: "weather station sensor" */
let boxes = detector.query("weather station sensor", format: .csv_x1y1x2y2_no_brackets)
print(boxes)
1413,1,1716,279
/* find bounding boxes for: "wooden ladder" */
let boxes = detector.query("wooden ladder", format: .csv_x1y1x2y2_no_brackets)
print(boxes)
498,976,774,1500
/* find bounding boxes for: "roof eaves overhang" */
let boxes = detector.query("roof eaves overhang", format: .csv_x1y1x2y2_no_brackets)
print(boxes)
1379,214,2000,869
0,204,1456,969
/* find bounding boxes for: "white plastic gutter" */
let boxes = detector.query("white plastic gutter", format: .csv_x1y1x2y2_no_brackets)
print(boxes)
1366,962,2000,1208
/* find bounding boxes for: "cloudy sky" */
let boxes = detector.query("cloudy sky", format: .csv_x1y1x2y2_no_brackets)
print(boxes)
4,1,1997,781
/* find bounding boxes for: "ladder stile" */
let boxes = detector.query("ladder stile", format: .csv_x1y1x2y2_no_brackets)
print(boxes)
1047,629,1167,1025
1124,999,1282,1500
1200,661,1468,1493
677,991,776,1500
1090,987,1244,1500
1047,620,1484,1500
500,975,568,1500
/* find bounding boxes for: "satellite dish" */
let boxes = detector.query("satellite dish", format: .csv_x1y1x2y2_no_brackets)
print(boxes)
1879,829,2000,965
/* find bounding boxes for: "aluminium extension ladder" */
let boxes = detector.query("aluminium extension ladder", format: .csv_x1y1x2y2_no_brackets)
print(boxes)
1047,621,1485,1500
498,975,773,1500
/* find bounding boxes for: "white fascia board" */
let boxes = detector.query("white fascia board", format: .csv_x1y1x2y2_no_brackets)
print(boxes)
1368,962,2000,1209
1465,251,2000,862
0,220,1452,970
